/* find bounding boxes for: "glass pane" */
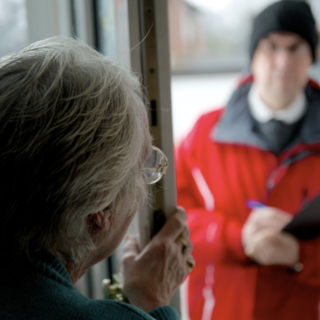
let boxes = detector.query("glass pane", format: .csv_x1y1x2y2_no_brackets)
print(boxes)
170,1,320,319
169,0,320,142
0,0,28,58
96,0,130,67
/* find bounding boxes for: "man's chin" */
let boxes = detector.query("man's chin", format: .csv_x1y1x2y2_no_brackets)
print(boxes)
270,88,297,106
271,82,295,96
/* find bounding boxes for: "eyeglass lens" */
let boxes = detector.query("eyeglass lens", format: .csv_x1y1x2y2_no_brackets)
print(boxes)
143,147,167,184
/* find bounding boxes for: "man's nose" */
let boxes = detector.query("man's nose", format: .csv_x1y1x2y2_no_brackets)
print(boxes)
274,49,293,69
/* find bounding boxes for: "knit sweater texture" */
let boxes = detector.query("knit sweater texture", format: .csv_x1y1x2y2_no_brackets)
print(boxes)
0,250,179,320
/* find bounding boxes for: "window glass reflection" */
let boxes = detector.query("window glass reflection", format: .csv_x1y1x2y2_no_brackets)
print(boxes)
96,0,130,67
0,0,28,58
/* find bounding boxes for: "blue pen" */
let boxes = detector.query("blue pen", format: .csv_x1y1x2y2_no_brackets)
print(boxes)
246,200,266,209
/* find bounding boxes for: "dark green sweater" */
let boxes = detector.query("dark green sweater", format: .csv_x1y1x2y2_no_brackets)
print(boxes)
0,250,179,320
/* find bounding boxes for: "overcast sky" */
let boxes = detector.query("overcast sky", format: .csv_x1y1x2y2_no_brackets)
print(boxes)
185,0,320,26
185,0,275,13
185,0,232,13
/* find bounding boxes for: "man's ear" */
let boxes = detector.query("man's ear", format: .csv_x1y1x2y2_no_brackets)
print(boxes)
88,209,112,234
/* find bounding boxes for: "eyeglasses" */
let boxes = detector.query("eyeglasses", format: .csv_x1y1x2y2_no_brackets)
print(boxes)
141,146,168,184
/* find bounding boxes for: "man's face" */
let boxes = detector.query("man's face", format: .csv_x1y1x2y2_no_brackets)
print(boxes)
251,32,312,110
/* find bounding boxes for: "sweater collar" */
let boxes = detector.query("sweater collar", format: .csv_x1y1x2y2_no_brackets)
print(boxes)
1,249,72,286
248,85,307,124
31,249,71,283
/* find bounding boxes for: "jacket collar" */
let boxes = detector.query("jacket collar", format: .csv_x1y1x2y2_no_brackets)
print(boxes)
248,85,307,125
212,79,320,152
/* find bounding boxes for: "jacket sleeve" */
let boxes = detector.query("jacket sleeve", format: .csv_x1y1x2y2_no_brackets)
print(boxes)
292,237,320,286
289,181,320,286
175,115,250,265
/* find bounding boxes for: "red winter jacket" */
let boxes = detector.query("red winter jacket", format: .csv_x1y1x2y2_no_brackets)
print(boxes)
176,77,320,320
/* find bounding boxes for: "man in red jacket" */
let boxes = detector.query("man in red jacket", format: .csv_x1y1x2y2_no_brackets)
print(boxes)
176,1,320,320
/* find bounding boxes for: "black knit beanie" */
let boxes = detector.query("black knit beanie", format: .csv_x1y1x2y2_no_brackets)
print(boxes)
250,1,318,62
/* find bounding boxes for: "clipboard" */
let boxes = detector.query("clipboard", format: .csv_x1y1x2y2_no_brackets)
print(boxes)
282,193,320,240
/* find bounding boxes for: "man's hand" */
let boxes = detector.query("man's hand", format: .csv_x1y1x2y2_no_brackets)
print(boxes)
244,229,299,266
121,207,194,313
242,207,299,266
242,207,292,248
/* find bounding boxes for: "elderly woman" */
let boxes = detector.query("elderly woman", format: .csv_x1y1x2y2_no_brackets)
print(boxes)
0,37,193,320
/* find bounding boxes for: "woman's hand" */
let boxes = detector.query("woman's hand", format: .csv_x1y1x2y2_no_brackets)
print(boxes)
121,207,194,313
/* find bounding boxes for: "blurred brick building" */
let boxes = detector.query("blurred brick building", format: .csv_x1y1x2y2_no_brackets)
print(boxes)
168,0,204,71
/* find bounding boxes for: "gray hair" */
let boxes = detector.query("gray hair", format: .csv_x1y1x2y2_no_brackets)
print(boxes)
0,36,149,263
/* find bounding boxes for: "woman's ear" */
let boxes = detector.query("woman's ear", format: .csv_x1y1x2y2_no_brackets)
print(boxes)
88,209,112,234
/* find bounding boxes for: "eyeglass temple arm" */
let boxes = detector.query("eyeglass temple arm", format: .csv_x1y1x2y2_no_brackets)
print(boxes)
141,164,168,175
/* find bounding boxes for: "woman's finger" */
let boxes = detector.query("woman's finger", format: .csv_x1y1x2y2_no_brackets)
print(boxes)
176,233,193,255
186,256,196,273
154,207,187,242
122,234,140,262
